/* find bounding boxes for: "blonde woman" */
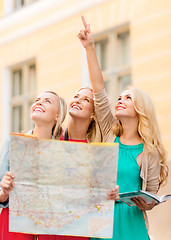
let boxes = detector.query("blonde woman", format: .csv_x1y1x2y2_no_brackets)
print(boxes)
77,16,168,240
60,87,101,143
0,91,67,240
41,89,101,240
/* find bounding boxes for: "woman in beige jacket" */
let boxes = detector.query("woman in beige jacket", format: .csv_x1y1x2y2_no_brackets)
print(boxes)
77,16,168,240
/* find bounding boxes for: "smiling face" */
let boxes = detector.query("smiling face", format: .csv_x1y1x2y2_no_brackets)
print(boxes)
115,89,138,120
69,88,94,120
31,92,59,127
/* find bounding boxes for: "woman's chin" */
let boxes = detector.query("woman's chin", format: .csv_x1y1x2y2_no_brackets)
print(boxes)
31,114,43,123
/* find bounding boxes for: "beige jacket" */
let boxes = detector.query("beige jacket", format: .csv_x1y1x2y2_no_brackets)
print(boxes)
94,89,161,229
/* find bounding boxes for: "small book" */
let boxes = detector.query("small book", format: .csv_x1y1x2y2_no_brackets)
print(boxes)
119,190,171,206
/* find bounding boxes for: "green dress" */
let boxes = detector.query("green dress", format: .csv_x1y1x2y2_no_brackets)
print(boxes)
92,136,149,240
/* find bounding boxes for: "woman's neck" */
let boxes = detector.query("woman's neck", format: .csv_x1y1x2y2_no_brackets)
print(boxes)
33,125,52,139
68,118,89,140
119,118,142,145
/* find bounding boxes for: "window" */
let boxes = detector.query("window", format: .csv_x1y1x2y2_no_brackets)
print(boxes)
12,70,22,96
28,64,36,92
11,61,36,133
117,31,130,66
94,27,131,109
117,31,131,94
15,0,24,9
95,39,108,71
95,38,110,93
12,106,22,133
14,0,37,10
118,74,131,95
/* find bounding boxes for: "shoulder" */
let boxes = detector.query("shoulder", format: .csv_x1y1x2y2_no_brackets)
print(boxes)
142,146,160,164
60,135,65,141
0,137,10,179
94,89,111,105
26,130,33,135
0,137,10,154
141,146,161,180
148,147,160,167
141,146,161,178
94,88,106,99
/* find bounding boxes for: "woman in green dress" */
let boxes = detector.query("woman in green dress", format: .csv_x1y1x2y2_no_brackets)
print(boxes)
110,137,148,239
77,16,168,239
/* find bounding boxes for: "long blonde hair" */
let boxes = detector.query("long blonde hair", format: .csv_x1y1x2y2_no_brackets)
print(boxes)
113,86,168,187
74,87,102,142
45,91,67,139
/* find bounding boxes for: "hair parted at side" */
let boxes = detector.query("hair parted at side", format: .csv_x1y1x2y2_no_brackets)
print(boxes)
112,86,168,187
44,91,67,139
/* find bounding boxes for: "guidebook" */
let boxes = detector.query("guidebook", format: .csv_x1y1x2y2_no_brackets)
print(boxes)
119,190,171,206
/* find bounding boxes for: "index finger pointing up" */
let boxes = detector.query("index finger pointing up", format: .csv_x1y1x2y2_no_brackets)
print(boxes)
81,15,88,28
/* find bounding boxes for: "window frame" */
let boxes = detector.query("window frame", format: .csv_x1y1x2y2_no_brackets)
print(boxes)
10,60,36,133
94,23,131,110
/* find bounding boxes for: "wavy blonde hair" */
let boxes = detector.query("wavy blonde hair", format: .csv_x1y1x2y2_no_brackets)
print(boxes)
74,87,102,142
45,91,67,139
113,86,168,187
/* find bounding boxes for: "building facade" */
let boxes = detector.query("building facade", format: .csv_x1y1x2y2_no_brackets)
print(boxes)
0,0,171,239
